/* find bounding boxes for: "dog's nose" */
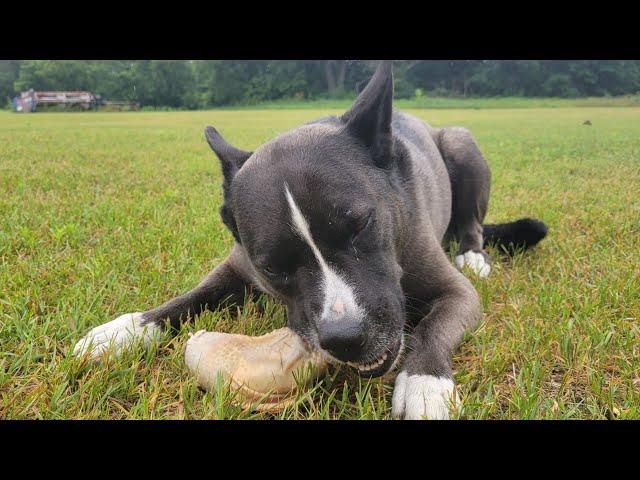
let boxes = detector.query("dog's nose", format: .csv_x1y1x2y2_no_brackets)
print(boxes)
318,319,366,362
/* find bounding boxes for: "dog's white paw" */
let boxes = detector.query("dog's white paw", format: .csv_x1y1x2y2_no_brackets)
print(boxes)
73,312,160,360
455,251,490,278
392,371,460,420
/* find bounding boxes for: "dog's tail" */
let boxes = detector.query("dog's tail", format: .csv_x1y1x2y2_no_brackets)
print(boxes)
482,218,548,255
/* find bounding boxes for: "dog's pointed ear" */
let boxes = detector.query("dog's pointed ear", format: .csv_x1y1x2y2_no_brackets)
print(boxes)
204,126,251,244
204,126,252,187
341,60,394,167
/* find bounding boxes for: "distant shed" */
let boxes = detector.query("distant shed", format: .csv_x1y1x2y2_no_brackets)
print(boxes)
13,90,96,112
12,90,140,112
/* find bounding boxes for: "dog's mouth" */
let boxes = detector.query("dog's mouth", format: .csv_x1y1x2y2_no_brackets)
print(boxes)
346,335,404,378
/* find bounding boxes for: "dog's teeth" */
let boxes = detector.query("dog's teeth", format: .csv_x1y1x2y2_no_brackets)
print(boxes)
349,353,390,372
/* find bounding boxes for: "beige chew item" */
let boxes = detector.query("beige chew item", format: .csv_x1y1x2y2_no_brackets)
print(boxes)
185,327,328,412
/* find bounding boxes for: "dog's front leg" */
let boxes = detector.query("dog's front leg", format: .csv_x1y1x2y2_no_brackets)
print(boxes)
393,256,482,419
73,245,252,360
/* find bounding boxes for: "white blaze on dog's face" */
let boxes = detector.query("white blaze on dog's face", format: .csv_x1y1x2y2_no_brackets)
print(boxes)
284,184,365,327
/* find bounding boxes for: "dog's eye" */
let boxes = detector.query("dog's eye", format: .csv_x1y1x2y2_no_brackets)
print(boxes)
352,212,373,240
262,267,289,282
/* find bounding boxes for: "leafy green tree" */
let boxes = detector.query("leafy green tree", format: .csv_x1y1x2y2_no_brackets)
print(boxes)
4,59,640,109
0,60,21,105
127,60,194,107
14,60,96,92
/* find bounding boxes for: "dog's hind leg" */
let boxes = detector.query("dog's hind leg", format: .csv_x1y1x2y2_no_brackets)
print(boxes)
73,245,252,360
438,127,492,278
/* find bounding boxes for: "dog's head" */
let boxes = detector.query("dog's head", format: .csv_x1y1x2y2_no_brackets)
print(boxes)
205,61,408,377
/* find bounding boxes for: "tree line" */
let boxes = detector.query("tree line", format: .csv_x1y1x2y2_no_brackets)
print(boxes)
2,60,640,109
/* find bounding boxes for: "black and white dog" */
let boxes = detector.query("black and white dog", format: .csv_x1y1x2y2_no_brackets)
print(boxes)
74,61,547,419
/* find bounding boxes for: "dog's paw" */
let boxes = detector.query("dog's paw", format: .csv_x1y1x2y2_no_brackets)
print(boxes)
73,312,160,360
455,250,491,278
391,371,460,420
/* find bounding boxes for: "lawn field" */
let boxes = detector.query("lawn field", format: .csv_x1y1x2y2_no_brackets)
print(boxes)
224,94,640,110
1,106,639,419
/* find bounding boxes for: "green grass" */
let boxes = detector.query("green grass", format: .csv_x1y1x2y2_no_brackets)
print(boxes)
1,105,639,419
212,95,640,110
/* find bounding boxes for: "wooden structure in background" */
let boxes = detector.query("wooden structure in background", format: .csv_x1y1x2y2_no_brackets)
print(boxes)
13,90,96,112
13,90,140,112
100,100,141,111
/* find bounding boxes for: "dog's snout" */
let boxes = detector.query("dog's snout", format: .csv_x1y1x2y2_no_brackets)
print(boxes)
318,318,366,361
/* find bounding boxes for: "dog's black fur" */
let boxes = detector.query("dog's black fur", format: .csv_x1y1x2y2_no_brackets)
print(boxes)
483,218,547,254
75,61,547,419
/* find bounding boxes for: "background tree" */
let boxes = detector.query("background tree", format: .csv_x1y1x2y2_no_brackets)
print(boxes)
2,60,640,109
0,60,20,106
